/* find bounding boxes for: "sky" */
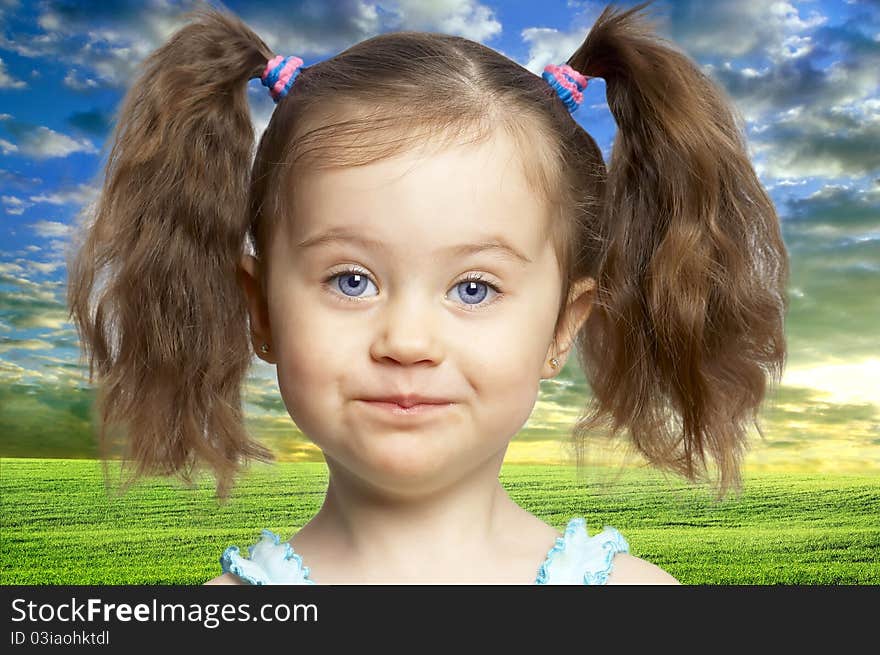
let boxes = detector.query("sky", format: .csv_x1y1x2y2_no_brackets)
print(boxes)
0,0,878,476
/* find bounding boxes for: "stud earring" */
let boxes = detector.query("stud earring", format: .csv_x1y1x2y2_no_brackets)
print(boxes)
260,343,270,353
550,357,559,368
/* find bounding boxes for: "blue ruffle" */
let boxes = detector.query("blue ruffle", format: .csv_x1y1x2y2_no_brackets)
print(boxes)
220,528,316,585
534,517,630,585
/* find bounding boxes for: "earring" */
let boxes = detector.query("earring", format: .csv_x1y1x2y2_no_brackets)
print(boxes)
260,343,270,353
550,357,559,368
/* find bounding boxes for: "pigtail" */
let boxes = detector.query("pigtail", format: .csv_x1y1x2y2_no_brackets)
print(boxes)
66,3,276,501
567,1,789,501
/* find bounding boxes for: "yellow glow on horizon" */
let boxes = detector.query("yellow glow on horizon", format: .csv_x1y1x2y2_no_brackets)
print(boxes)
782,358,880,405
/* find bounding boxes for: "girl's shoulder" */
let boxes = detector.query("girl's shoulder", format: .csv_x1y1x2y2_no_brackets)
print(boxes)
605,553,680,585
204,572,247,585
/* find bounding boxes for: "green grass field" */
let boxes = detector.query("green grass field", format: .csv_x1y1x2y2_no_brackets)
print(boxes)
1,457,877,584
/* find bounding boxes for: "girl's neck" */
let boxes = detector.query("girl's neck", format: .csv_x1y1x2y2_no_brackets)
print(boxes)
287,455,560,584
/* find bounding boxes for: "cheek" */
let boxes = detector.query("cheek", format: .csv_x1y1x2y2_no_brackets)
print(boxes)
464,299,556,433
269,298,348,433
474,289,556,374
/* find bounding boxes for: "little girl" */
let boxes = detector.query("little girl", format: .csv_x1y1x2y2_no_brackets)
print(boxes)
66,0,789,585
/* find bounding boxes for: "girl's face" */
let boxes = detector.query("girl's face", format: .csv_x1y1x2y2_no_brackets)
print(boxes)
242,129,590,495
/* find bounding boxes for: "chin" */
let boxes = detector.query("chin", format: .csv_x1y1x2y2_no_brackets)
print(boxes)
334,446,468,496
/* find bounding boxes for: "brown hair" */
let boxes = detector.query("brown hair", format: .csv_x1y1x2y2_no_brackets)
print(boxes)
66,0,788,503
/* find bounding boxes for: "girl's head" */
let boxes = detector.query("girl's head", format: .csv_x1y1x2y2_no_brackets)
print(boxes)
66,0,789,503
242,127,595,499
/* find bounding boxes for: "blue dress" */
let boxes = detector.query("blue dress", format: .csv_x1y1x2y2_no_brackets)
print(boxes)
219,517,630,585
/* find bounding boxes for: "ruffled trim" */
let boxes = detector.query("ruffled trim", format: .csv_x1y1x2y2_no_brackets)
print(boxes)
534,517,630,585
220,529,316,585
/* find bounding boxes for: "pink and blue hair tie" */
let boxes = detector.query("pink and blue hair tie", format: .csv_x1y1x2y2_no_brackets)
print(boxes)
262,54,304,103
542,63,590,114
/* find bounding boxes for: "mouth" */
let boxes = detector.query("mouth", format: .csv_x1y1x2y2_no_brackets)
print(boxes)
357,399,454,417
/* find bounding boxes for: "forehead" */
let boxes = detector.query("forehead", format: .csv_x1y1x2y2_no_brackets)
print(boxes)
285,129,550,253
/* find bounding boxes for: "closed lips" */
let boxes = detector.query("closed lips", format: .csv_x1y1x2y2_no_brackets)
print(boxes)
362,396,452,407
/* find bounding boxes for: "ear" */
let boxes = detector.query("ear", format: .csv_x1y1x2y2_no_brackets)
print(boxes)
238,254,275,364
542,277,596,379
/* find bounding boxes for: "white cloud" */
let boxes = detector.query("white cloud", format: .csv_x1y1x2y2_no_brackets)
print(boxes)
6,125,97,159
29,220,73,239
0,2,191,87
750,98,880,180
386,0,501,42
0,261,26,275
36,8,61,32
25,260,66,275
0,0,503,96
669,0,827,61
520,26,587,75
29,183,100,207
0,337,56,354
0,56,27,89
2,194,29,215
63,69,99,90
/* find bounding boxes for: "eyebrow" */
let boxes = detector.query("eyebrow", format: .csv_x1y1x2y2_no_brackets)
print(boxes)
295,227,533,265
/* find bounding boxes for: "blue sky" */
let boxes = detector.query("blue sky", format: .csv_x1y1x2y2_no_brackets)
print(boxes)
1,0,878,473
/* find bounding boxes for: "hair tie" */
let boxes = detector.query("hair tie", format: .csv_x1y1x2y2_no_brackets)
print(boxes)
542,63,590,114
262,54,304,103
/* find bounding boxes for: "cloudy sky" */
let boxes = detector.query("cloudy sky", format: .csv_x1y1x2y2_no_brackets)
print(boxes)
0,0,877,476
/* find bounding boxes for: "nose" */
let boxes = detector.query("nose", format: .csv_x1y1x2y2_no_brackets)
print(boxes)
369,287,443,366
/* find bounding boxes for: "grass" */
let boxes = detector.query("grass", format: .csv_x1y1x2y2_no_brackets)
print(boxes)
1,457,877,584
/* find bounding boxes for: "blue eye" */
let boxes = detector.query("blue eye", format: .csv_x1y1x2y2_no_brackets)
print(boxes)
332,271,378,298
324,269,501,308
455,279,490,305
